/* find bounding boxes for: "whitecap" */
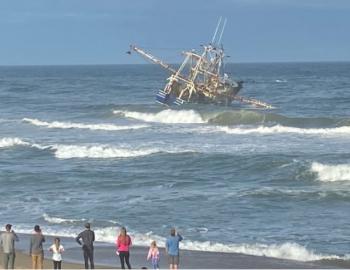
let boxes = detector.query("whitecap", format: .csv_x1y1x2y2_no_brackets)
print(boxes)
51,144,160,159
211,125,350,135
23,118,148,131
311,162,350,182
275,79,287,83
114,109,205,124
43,213,86,224
0,137,29,148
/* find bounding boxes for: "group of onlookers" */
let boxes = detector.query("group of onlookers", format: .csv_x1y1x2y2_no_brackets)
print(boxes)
0,223,183,270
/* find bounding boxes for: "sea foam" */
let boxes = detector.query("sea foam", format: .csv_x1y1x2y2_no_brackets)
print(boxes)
23,118,148,131
212,125,350,135
50,144,194,159
13,224,342,262
311,162,350,182
0,137,29,148
43,213,86,224
1,137,193,159
114,109,205,124
51,144,160,159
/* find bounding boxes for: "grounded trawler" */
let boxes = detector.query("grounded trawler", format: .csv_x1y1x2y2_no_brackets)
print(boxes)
128,18,273,109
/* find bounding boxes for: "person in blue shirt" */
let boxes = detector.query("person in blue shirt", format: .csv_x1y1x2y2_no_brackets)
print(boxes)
165,228,183,270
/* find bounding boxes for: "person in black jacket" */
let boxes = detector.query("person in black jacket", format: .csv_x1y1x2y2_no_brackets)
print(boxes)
75,223,95,269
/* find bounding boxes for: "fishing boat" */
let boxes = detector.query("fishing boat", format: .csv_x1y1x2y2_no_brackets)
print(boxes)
128,18,273,109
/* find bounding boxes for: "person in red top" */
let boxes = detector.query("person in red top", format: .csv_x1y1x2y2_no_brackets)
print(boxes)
115,227,132,269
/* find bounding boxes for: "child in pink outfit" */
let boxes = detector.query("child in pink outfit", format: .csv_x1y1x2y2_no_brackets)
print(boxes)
147,240,160,270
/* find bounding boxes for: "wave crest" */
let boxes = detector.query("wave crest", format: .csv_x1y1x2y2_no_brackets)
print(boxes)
213,125,350,135
311,162,350,182
43,213,86,224
114,109,204,124
51,145,160,159
23,118,148,131
0,137,29,148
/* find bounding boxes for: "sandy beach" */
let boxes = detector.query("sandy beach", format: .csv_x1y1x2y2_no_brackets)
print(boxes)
0,251,85,269
1,233,347,269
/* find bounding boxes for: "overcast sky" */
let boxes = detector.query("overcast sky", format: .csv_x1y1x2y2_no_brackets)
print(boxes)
0,0,349,65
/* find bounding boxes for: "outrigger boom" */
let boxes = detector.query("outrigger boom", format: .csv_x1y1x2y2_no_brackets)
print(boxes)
128,20,274,109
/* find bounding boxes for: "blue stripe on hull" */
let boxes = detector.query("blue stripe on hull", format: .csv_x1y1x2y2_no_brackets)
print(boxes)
156,90,184,106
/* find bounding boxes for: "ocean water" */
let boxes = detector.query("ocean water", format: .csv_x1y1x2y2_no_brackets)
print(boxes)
1,63,350,263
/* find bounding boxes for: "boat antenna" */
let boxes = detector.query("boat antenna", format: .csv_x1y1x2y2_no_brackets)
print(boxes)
217,17,227,45
211,17,222,44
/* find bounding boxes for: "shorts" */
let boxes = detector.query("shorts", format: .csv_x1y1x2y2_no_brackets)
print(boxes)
168,255,179,265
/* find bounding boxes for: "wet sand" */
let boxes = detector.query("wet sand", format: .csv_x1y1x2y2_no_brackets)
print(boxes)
1,233,348,269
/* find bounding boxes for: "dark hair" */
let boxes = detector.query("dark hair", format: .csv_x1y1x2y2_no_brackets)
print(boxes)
5,224,12,231
54,237,60,250
34,225,41,233
170,228,176,236
85,223,91,229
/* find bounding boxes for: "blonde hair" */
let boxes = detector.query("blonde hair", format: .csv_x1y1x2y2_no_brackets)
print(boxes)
118,227,130,245
151,240,157,247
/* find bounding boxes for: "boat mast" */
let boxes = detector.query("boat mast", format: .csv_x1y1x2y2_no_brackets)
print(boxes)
129,45,177,74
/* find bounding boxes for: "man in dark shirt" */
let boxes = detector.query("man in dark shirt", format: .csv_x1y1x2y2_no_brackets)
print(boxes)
75,223,95,269
29,225,45,269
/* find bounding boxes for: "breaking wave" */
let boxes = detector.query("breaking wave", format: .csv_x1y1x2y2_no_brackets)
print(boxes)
0,138,193,159
180,241,340,262
114,109,205,124
14,224,342,262
51,144,161,159
23,118,148,131
212,125,350,135
0,137,29,148
311,162,350,182
43,213,86,224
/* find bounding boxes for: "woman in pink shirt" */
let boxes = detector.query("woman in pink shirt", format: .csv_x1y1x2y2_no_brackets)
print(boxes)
115,227,132,269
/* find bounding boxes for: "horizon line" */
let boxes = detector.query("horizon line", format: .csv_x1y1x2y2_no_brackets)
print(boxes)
1,60,350,67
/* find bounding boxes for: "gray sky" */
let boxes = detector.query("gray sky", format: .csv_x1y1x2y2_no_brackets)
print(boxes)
0,0,349,65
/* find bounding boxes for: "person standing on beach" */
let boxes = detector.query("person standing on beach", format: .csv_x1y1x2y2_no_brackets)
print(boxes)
76,223,95,269
29,225,45,269
147,240,160,270
165,228,183,270
115,227,132,269
0,224,19,269
49,237,64,269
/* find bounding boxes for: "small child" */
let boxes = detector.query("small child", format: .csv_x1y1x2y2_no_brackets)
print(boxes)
49,237,64,270
147,240,160,270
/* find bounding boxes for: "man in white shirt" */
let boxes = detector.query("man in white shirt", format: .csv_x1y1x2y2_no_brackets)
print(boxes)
0,224,19,269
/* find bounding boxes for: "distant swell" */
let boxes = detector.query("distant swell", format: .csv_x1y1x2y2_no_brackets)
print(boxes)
1,138,193,159
207,110,350,128
0,137,29,148
213,125,350,135
23,118,148,131
114,109,205,124
311,162,350,182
